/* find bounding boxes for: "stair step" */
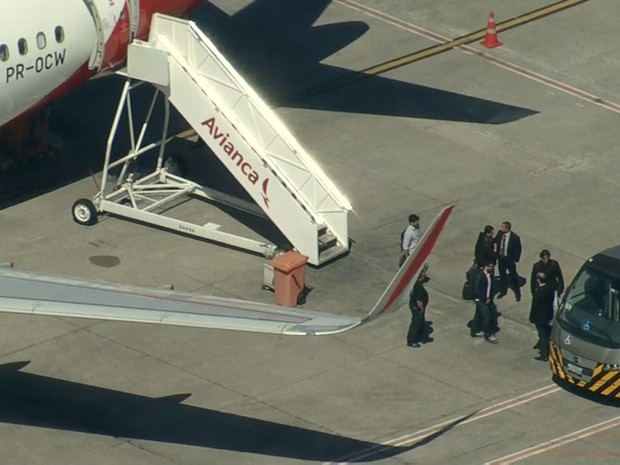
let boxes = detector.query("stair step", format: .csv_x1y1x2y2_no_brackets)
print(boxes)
318,231,338,252
318,243,349,265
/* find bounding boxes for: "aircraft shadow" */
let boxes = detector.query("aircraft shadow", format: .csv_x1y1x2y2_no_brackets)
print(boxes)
1,0,535,234
193,0,537,123
0,361,407,461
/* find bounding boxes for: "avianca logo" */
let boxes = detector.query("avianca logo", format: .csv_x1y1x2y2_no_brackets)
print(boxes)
201,116,270,208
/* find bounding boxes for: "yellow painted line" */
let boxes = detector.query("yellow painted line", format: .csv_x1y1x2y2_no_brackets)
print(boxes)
330,0,620,115
356,0,591,75
310,0,591,97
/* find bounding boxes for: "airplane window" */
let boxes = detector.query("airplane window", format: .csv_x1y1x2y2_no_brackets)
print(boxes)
18,38,28,55
36,32,47,49
0,44,8,62
55,26,65,43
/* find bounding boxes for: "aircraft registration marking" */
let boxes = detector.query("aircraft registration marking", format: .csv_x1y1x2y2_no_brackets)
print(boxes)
5,49,67,83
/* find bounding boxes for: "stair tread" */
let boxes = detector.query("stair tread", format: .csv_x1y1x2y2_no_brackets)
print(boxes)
318,244,348,264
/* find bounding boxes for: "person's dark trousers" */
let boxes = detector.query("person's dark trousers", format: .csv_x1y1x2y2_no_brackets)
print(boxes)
498,257,521,298
469,303,481,335
535,324,551,358
407,309,425,344
474,301,493,338
488,301,500,332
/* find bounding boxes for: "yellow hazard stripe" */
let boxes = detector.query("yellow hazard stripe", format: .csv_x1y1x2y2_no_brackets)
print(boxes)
601,374,620,396
549,344,565,378
588,370,618,392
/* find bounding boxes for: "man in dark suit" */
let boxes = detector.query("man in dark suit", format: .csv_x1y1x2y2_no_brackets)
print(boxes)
530,249,564,296
469,261,500,343
475,225,497,268
529,272,555,361
495,221,522,302
406,270,432,347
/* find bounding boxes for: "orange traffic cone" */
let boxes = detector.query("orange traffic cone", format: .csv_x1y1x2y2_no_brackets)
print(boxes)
480,11,502,48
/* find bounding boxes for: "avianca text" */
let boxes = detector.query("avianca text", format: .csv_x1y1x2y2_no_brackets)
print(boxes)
201,116,260,185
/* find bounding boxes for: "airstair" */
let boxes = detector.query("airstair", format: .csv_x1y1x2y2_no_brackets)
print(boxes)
72,13,351,266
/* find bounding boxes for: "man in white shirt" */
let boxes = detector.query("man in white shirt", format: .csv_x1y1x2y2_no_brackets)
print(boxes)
399,214,420,267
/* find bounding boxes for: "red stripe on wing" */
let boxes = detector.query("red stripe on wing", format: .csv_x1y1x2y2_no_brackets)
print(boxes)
381,205,453,312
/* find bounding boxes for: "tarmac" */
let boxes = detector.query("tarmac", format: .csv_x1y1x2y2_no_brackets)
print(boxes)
1,0,620,464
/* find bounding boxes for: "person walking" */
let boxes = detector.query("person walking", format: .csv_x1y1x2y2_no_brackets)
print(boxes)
400,214,421,267
407,270,432,347
495,221,522,302
529,272,555,361
530,249,564,297
469,261,500,343
475,225,497,269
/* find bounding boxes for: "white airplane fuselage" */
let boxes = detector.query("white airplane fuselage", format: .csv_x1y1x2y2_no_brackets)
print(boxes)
0,0,201,128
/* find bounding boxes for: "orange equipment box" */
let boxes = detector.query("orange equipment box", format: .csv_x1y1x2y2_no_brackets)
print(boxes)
270,250,308,307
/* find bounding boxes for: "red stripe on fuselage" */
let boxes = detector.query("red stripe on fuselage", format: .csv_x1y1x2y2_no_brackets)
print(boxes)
103,0,202,69
101,4,131,70
2,63,93,129
135,0,203,39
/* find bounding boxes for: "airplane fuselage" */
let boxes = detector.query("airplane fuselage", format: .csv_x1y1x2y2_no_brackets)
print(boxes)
0,0,201,128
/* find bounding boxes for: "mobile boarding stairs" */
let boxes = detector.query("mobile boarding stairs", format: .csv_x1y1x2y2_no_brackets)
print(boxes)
72,13,351,266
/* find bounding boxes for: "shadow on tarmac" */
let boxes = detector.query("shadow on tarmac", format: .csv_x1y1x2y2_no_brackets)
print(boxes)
0,361,410,462
1,0,537,226
194,0,538,122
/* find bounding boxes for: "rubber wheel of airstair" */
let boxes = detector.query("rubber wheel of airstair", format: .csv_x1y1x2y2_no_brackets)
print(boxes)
71,198,98,226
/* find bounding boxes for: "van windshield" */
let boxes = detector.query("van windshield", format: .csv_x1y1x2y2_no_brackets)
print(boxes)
557,267,620,348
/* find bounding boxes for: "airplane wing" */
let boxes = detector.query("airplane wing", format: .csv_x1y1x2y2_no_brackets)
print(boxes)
0,206,452,336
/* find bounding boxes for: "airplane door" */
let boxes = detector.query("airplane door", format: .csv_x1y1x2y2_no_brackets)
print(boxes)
82,0,105,71
127,0,140,41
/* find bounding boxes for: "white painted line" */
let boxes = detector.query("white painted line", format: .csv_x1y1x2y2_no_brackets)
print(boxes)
485,415,620,464
324,384,560,464
386,384,561,447
335,0,620,114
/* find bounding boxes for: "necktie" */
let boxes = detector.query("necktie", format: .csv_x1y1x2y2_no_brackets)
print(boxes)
500,234,506,257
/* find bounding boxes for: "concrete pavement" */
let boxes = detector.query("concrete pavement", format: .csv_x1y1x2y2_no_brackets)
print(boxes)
1,1,619,463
